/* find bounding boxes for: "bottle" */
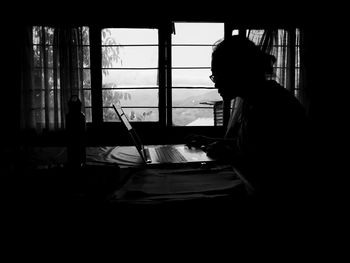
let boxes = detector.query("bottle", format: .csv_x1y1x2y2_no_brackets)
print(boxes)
66,95,86,169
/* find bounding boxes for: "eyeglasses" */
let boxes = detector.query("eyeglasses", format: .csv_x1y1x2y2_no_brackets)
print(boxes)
209,75,216,83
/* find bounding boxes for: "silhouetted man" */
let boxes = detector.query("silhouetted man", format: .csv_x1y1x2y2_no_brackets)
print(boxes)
186,36,309,207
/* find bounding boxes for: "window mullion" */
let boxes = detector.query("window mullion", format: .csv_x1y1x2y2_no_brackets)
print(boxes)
158,28,166,126
90,26,103,126
165,27,172,127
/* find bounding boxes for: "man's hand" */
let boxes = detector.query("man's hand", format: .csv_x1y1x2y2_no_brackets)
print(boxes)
205,140,235,160
185,134,215,149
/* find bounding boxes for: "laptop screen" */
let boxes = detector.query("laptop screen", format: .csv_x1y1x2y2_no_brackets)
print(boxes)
113,104,133,131
112,104,146,160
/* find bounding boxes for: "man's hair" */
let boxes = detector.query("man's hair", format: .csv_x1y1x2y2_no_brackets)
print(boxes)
212,35,275,75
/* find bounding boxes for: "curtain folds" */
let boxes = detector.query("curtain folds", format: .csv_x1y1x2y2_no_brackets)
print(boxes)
247,29,301,100
20,26,86,133
20,27,35,130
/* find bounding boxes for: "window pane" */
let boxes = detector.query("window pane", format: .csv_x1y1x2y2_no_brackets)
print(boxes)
171,22,224,126
82,27,90,45
295,29,300,68
172,46,214,67
32,45,42,67
44,27,55,45
83,46,90,68
172,23,224,45
102,28,158,45
83,69,91,89
247,29,264,45
102,69,158,88
46,46,54,68
295,46,300,67
32,45,54,68
232,29,239,35
173,88,221,126
173,108,214,126
48,89,60,109
84,90,91,107
102,89,158,107
103,107,158,122
172,68,213,87
47,69,55,88
295,67,300,91
101,46,158,68
32,27,55,45
172,89,221,107
85,108,92,122
33,26,42,45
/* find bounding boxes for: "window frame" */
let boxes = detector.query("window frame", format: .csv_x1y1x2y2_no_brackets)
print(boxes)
88,22,231,129
31,22,299,144
170,22,225,127
88,25,164,128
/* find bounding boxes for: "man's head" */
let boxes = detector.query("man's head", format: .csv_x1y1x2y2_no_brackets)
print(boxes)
211,35,274,99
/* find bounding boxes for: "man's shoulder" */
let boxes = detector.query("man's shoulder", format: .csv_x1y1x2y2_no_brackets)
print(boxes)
265,80,285,91
265,80,298,101
263,80,306,116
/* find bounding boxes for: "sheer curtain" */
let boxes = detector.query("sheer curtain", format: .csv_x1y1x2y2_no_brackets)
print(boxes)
20,26,86,133
247,29,301,100
225,29,303,137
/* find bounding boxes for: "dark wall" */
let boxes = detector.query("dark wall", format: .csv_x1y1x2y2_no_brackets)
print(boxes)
1,26,21,146
10,1,310,28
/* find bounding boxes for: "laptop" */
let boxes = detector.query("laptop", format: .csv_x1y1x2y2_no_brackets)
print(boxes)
112,104,216,166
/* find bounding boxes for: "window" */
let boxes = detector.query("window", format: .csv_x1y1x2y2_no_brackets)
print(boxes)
30,26,91,129
32,26,57,129
98,23,224,127
247,28,301,99
272,29,300,98
171,22,224,126
25,23,301,132
101,28,159,122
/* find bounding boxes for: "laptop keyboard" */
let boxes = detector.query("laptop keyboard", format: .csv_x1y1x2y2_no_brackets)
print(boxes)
154,146,187,163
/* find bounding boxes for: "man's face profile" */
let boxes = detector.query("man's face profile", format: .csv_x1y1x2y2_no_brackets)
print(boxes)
211,59,245,100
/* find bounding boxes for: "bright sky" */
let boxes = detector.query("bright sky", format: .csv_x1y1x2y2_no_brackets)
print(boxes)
102,22,224,88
